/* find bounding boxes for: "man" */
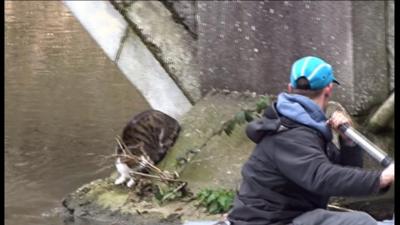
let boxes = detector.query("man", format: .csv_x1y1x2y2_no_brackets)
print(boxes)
227,56,394,225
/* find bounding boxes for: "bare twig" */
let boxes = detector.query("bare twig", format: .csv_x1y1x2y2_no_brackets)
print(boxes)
113,136,178,183
129,170,181,183
160,181,187,201
93,164,115,174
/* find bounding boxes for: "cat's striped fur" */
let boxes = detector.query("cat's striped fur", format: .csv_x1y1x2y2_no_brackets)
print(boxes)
114,110,180,187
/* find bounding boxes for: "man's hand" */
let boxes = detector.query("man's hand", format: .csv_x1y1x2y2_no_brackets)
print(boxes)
327,111,354,144
380,163,394,188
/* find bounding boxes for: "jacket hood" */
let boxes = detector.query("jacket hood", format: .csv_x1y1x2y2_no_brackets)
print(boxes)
276,92,332,141
246,93,332,143
246,103,284,143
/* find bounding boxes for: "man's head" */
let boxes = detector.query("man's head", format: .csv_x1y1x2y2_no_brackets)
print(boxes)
288,56,339,110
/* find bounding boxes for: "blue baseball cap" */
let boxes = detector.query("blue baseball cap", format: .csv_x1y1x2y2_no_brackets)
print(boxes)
290,56,340,90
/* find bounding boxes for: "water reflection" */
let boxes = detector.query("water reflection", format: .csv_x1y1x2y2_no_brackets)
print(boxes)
5,1,150,225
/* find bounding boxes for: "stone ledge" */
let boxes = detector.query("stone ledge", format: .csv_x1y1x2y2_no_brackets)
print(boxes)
62,91,394,223
62,91,262,224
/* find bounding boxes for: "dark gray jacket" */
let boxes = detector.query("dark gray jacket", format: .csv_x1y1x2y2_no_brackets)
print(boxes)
227,103,382,225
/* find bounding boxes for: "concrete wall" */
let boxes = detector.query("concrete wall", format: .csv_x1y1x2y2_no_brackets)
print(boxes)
387,1,394,91
66,0,393,116
351,1,389,114
196,1,391,115
163,0,197,38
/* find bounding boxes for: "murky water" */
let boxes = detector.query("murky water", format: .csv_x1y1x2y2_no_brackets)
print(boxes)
5,1,150,225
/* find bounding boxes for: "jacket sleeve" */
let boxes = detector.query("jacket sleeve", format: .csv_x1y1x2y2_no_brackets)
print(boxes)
338,136,364,167
273,128,382,197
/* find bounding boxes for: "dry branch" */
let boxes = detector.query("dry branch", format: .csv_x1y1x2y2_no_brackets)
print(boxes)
113,136,181,183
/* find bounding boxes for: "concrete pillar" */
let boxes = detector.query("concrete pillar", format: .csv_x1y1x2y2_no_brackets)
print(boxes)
351,1,389,115
386,1,394,91
63,1,192,119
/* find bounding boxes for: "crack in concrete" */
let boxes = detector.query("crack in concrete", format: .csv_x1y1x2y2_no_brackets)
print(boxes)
115,27,130,62
160,1,198,40
175,128,223,175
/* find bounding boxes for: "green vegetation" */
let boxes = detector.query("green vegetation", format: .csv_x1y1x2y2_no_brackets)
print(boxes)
153,181,190,204
195,188,235,214
154,95,270,211
223,95,270,136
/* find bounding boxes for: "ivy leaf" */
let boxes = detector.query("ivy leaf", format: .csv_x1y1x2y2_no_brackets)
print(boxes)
234,111,246,124
256,96,270,113
154,191,163,202
223,120,236,136
217,195,229,209
244,110,254,122
208,202,220,214
154,185,166,203
206,192,218,204
195,188,235,214
196,189,210,205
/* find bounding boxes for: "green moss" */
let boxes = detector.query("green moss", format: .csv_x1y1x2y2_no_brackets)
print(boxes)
159,91,260,174
97,191,129,210
180,123,254,192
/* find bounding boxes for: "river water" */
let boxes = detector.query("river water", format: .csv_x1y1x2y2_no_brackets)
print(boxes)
5,1,150,225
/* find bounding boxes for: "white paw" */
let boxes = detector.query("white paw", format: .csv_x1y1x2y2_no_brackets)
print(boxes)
127,178,135,188
115,175,127,185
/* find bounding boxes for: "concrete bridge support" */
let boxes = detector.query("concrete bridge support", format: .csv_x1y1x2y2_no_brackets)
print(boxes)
63,1,192,120
65,1,394,117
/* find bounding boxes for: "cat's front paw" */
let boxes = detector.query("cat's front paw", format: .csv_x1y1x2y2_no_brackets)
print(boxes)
115,176,127,185
127,178,135,188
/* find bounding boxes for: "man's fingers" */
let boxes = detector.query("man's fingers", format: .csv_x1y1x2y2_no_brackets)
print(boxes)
329,111,352,128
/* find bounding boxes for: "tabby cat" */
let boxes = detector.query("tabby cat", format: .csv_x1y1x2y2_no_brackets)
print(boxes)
114,109,180,187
